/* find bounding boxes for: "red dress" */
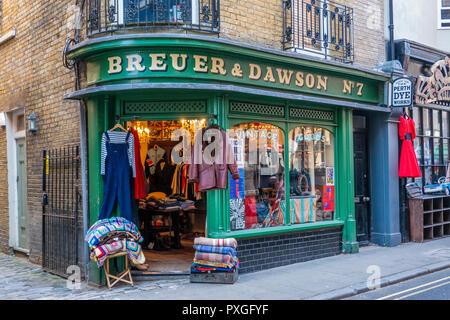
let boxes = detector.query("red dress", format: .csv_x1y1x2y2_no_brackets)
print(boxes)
398,116,422,178
131,128,147,199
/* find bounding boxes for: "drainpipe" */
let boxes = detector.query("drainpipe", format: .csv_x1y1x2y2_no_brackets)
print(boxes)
388,0,395,61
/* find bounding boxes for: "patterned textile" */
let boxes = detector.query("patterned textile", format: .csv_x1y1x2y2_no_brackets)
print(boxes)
191,259,239,273
90,239,145,268
85,217,143,249
193,245,237,257
290,197,316,224
193,258,237,269
195,252,234,264
194,237,237,249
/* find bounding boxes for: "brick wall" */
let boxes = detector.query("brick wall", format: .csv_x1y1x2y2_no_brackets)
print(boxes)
220,0,386,69
0,0,383,268
0,0,82,263
237,227,343,274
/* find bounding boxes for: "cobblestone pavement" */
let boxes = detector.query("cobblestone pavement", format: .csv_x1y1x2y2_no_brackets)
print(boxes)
2,237,450,300
0,253,189,300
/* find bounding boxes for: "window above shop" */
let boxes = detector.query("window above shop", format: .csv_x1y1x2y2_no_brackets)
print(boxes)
282,0,354,63
438,0,450,29
86,0,220,37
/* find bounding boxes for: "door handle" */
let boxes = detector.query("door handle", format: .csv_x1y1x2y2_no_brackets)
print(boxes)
363,196,370,203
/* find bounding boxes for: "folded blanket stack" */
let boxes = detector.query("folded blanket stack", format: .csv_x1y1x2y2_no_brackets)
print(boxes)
85,217,146,268
191,237,239,273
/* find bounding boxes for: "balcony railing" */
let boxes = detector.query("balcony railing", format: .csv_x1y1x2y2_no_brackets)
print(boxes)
86,0,220,36
282,0,354,63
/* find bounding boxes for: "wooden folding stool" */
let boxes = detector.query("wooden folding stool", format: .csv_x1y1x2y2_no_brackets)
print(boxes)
103,252,134,290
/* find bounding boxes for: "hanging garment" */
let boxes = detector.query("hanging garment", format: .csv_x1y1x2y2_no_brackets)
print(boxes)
101,131,136,178
139,135,150,167
153,155,176,196
398,115,422,178
130,129,147,200
189,126,240,191
99,131,136,224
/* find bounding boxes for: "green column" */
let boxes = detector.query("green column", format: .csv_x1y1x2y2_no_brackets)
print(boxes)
337,108,358,253
206,95,230,238
86,97,106,285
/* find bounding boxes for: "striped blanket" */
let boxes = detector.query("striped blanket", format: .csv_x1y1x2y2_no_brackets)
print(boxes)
193,257,237,269
90,239,145,268
85,217,143,249
194,237,237,249
193,245,237,257
194,252,234,264
191,259,239,273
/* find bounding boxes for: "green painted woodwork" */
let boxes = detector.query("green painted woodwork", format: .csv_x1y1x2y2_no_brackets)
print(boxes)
336,109,359,253
68,37,387,105
77,36,387,284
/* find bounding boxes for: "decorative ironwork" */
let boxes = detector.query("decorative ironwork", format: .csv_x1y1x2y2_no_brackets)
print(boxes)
42,145,81,278
282,0,354,63
124,100,207,114
229,101,285,118
86,0,220,36
289,107,334,121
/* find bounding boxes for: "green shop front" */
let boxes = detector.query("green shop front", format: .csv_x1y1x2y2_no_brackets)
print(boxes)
65,35,389,283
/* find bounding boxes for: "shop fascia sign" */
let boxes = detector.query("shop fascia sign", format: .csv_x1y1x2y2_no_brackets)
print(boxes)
415,56,450,104
86,50,382,103
391,76,413,107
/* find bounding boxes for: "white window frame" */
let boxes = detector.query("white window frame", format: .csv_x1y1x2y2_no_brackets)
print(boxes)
438,0,450,29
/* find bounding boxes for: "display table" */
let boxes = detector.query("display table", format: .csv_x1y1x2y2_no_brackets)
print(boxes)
139,207,196,249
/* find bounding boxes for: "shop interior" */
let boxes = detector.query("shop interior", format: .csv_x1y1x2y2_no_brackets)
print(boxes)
128,119,207,273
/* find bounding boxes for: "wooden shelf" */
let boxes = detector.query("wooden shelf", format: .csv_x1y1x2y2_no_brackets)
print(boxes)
409,195,450,242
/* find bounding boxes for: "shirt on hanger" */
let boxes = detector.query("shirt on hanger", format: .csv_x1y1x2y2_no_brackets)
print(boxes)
100,131,136,178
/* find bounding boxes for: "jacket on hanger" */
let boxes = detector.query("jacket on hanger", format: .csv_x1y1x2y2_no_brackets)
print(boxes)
189,126,240,192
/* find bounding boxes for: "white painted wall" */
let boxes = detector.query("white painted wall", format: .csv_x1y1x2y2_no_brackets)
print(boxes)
384,0,450,52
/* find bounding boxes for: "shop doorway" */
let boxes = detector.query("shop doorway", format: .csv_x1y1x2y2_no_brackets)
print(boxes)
128,119,207,274
353,114,371,246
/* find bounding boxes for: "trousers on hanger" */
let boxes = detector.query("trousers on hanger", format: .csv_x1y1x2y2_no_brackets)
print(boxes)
99,131,136,225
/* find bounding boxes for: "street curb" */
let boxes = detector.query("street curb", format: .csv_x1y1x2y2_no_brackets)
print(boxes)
305,262,450,300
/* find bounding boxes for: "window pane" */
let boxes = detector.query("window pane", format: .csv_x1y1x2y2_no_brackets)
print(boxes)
16,114,25,131
413,107,422,135
433,110,441,137
289,127,335,223
443,0,450,7
444,139,449,165
443,112,448,138
424,137,432,165
442,9,450,19
423,109,431,136
228,123,285,230
425,166,433,185
433,138,441,164
414,137,423,165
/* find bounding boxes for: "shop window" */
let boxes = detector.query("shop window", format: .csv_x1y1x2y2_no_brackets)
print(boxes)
411,106,450,188
228,122,286,231
288,127,335,223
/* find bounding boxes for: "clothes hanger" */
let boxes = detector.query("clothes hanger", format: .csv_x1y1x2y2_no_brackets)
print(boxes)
109,121,128,132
